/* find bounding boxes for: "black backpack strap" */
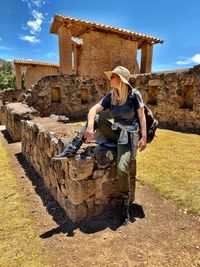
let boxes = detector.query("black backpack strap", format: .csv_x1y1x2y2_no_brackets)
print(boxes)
129,87,140,110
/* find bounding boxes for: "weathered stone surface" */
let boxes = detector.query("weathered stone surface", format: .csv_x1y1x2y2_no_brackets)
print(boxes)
27,74,108,118
4,102,39,142
21,117,122,222
0,104,6,125
0,89,22,103
148,79,164,86
131,65,200,132
68,159,95,181
12,64,199,133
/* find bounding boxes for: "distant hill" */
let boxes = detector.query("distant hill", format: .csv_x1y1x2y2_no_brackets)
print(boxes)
0,59,16,91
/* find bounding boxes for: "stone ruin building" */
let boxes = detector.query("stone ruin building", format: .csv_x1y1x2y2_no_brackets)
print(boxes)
0,14,200,222
50,15,163,76
14,15,163,91
14,60,60,90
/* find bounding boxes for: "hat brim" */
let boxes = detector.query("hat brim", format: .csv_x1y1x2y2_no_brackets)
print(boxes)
104,71,132,88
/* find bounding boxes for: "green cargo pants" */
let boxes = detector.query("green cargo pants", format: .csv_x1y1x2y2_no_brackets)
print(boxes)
93,114,139,196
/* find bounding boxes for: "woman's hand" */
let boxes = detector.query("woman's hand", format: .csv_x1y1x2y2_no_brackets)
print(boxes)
138,136,147,152
137,107,147,152
84,126,94,142
85,103,103,142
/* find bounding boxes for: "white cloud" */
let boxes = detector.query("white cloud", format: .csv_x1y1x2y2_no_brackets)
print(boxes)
176,54,200,65
20,35,40,44
27,10,44,34
22,0,46,9
20,0,48,45
31,0,45,7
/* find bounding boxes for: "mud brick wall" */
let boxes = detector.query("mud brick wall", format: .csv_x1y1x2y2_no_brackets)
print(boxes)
21,117,136,222
25,65,60,89
130,65,200,132
79,31,139,77
27,74,108,117
4,103,39,142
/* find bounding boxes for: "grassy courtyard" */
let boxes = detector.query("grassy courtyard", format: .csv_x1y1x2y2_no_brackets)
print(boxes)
137,128,200,215
0,144,50,267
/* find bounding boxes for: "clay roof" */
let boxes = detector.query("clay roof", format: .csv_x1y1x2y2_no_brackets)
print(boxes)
14,60,59,67
50,15,164,47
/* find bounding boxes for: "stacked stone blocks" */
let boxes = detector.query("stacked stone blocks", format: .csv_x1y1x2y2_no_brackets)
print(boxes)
21,118,124,222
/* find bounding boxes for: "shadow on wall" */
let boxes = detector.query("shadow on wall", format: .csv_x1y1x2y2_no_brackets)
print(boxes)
15,151,145,238
1,129,14,144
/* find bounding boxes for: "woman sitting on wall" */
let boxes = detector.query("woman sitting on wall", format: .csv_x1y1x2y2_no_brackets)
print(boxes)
54,66,147,225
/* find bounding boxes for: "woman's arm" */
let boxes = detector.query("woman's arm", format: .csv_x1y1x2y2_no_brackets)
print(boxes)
137,107,147,151
84,103,104,142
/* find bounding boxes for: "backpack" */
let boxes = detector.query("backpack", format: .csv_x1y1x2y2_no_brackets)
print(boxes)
130,88,158,143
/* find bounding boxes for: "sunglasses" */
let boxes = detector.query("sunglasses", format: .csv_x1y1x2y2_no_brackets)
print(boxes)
110,74,118,79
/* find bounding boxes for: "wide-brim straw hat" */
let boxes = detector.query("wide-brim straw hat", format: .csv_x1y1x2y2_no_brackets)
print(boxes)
104,66,133,88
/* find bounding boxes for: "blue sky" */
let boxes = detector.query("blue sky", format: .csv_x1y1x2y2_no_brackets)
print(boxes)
0,0,200,71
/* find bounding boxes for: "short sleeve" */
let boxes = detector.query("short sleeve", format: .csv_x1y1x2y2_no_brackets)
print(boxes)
99,92,111,111
135,90,145,109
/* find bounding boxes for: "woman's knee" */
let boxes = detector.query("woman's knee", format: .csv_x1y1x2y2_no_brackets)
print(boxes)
117,164,129,177
94,114,111,130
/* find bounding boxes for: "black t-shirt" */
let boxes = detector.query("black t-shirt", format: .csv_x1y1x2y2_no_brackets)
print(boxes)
99,89,144,125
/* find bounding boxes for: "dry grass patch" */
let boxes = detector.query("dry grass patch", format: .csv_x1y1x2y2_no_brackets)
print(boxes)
137,128,200,215
0,144,50,267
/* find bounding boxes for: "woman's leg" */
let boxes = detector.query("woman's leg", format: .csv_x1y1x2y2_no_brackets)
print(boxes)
54,114,118,158
117,138,132,193
117,132,139,224
93,114,118,142
117,132,139,191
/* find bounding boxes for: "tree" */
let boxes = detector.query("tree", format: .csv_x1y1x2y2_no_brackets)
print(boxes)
0,59,16,91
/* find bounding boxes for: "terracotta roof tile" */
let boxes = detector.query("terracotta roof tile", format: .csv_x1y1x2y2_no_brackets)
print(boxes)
50,15,164,44
14,60,59,67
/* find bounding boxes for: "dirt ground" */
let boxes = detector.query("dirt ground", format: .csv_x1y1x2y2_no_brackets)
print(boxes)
0,126,200,267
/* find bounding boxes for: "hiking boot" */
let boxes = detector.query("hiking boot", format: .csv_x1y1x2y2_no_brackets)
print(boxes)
54,132,86,159
120,191,132,225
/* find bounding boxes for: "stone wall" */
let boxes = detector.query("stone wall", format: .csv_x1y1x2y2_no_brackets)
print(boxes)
2,65,200,133
21,117,136,222
28,74,108,117
0,104,7,125
4,103,39,142
0,89,22,103
79,31,139,77
28,65,200,132
129,65,200,131
25,65,60,89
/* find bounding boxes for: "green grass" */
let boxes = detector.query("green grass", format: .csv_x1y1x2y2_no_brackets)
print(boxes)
0,144,50,267
137,128,200,215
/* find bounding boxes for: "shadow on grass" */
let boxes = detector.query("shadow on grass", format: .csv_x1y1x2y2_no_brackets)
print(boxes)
15,152,145,238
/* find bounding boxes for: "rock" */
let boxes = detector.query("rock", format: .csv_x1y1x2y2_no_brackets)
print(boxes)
21,119,127,222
